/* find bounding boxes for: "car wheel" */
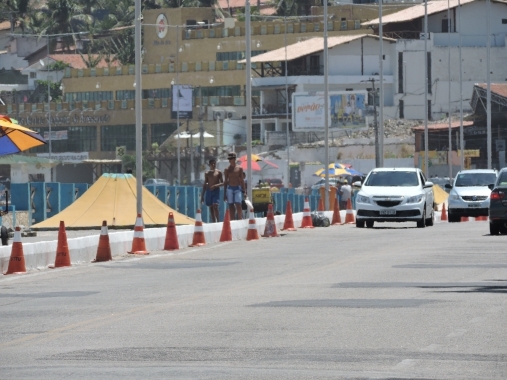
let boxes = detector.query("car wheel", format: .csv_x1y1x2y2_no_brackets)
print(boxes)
417,207,426,228
366,220,374,228
490,222,500,235
0,225,8,246
425,209,434,226
448,212,460,223
356,219,365,228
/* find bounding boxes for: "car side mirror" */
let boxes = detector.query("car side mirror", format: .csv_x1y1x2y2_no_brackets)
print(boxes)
424,181,434,189
488,183,495,190
444,183,452,189
352,181,362,188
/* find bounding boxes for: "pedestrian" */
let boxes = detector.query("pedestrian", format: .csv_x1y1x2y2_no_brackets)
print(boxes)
339,179,352,210
224,152,246,220
201,158,223,223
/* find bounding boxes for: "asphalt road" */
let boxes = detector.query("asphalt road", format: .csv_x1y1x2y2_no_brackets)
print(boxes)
1,221,506,379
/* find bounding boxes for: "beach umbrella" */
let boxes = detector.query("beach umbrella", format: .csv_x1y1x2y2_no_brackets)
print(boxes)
238,159,261,171
313,163,349,177
0,116,47,156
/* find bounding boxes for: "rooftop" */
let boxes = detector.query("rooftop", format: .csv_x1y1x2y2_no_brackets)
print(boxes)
412,121,474,131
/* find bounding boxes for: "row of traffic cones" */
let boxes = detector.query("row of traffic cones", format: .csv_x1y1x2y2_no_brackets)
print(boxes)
440,204,488,222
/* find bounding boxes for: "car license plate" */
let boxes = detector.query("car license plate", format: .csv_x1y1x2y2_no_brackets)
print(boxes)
468,203,481,208
379,210,396,215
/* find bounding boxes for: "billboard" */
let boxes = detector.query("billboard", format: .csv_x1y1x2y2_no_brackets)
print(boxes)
292,91,369,132
171,84,193,119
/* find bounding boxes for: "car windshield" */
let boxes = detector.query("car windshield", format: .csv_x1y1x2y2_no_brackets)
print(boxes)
497,172,507,186
365,171,419,187
455,173,496,187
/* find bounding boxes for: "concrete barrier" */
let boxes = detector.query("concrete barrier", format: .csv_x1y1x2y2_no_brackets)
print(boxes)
1,212,329,273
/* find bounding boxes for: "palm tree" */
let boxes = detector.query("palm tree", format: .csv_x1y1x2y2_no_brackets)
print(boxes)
1,0,32,33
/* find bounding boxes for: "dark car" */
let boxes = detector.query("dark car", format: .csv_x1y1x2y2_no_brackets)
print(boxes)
488,168,507,235
264,178,283,189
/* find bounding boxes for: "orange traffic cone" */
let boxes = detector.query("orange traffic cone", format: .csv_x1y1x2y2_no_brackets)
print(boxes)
190,209,206,247
344,199,355,224
164,212,179,250
300,197,314,228
461,216,469,222
93,221,112,262
331,198,342,225
4,227,26,275
441,203,448,221
128,214,149,254
219,209,232,242
53,221,71,267
318,198,325,211
246,209,260,241
282,200,297,231
262,204,279,237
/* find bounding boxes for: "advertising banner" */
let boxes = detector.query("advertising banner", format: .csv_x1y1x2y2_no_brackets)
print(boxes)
292,91,369,132
171,84,193,119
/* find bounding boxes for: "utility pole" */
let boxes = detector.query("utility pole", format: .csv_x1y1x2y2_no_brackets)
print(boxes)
366,78,380,168
199,86,205,179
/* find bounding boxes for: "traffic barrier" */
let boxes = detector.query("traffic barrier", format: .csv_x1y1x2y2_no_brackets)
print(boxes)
300,198,314,228
282,200,297,231
53,221,71,267
93,221,112,262
246,209,260,241
163,212,179,250
344,199,355,224
475,216,488,221
219,209,232,242
190,209,206,247
461,216,469,222
4,227,26,275
318,198,325,211
331,198,342,225
262,204,279,237
128,214,149,255
441,204,448,221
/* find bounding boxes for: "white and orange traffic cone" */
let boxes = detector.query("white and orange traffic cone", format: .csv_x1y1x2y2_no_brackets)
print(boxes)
300,197,314,228
344,199,355,224
129,214,149,254
282,200,297,231
262,204,279,237
52,221,71,267
246,209,260,241
4,227,26,275
190,209,206,247
441,203,448,222
93,220,112,262
164,212,179,250
331,198,342,225
219,209,232,242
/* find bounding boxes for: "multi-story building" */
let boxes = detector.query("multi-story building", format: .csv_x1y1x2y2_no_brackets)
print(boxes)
0,4,411,184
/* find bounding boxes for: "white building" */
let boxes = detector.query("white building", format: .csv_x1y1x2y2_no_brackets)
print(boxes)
243,0,507,140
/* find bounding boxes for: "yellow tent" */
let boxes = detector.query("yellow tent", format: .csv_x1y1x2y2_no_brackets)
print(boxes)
433,184,449,205
32,173,195,230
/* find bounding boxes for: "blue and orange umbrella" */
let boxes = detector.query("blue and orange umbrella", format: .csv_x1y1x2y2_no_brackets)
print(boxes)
0,115,46,156
313,164,350,177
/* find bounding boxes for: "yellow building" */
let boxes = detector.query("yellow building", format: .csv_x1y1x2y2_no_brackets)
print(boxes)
0,5,409,183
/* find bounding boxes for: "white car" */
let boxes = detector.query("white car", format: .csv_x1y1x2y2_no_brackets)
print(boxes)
355,167,435,228
445,169,497,223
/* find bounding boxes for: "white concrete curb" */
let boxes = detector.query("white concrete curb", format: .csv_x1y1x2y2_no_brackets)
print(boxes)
0,210,453,273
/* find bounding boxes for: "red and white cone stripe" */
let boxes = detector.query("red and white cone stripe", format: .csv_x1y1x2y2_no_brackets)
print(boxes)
13,228,21,243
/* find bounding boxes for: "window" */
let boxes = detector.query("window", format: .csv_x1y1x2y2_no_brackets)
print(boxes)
442,18,451,32
101,124,147,151
502,19,507,24
28,126,97,153
151,123,177,145
30,72,37,79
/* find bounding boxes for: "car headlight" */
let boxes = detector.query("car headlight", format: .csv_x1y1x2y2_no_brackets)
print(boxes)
449,192,460,200
406,194,424,204
356,194,370,204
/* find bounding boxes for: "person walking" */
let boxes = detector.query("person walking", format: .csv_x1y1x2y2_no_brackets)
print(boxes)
224,152,246,220
339,179,352,210
201,158,223,223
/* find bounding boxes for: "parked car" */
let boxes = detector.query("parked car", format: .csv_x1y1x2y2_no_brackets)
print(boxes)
445,169,497,222
311,178,340,190
354,167,435,228
143,178,170,186
264,178,283,189
488,168,507,235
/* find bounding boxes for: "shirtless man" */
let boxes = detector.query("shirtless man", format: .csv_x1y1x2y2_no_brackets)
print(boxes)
201,158,223,223
223,152,246,220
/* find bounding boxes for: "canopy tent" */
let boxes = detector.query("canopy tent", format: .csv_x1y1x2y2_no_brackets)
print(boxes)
31,173,195,230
